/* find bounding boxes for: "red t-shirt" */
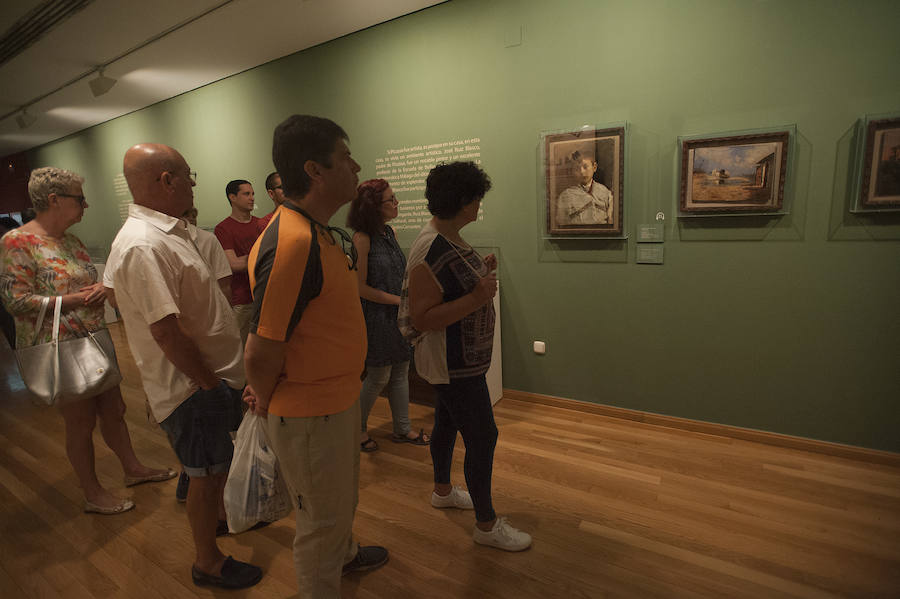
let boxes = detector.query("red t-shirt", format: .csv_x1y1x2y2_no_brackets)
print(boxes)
214,215,265,305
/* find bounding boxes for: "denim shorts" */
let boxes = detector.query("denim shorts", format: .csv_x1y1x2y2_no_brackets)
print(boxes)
159,380,243,477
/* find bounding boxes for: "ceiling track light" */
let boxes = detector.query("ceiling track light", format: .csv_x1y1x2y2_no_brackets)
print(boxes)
89,69,117,97
16,109,37,129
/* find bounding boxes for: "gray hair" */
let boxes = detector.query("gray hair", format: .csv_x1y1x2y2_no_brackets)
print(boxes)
28,166,85,212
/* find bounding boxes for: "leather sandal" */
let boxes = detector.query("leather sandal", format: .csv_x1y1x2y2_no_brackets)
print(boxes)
360,438,379,452
84,498,135,515
124,468,177,487
391,428,431,445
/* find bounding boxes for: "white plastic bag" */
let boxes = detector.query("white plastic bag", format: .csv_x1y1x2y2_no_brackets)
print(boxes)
224,412,292,533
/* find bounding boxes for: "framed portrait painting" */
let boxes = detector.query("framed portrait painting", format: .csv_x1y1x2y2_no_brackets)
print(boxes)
859,116,900,209
545,126,625,236
680,130,790,214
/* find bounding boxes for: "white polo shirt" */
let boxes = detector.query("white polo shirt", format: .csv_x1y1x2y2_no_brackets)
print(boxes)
105,204,244,422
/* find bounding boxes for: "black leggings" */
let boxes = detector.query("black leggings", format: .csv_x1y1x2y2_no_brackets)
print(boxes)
430,374,498,523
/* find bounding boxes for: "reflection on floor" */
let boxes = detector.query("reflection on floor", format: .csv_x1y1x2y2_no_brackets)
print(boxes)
0,323,899,598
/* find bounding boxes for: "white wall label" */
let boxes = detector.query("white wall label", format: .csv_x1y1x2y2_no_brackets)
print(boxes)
113,173,131,223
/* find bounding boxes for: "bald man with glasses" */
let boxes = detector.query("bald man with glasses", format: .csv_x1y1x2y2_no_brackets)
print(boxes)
105,143,262,590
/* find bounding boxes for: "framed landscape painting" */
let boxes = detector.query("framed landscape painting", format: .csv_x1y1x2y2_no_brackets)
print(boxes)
680,131,790,214
859,116,900,209
544,126,625,236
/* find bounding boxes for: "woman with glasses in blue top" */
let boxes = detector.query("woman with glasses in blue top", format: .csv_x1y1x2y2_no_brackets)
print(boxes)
347,178,430,452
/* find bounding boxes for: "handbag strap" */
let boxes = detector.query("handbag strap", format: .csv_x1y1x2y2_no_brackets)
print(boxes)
30,296,55,346
30,296,68,345
51,296,62,343
31,296,49,342
41,295,108,349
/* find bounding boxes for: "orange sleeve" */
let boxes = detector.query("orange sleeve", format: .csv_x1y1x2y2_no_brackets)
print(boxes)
248,213,321,342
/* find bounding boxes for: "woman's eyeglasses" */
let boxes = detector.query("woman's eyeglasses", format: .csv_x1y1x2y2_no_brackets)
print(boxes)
57,193,87,206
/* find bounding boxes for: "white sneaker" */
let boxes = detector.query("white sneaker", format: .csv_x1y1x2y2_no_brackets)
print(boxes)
473,516,532,552
431,486,474,509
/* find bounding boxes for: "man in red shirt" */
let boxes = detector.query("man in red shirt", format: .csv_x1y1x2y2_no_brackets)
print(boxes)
214,179,264,343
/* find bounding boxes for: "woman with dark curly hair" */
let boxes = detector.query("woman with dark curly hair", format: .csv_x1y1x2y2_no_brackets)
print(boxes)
399,161,531,552
347,179,430,452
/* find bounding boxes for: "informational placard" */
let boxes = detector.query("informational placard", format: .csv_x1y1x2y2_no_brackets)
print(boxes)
373,137,483,232
636,244,664,264
113,173,131,223
638,223,664,242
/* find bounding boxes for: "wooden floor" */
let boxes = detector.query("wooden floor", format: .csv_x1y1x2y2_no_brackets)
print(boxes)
1,324,899,598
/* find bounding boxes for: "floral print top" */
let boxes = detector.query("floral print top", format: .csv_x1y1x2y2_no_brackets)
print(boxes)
0,228,104,348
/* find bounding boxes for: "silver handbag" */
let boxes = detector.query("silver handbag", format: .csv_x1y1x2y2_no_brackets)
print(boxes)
15,296,122,406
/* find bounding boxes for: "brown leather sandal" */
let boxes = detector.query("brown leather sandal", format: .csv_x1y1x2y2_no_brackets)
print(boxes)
391,429,431,446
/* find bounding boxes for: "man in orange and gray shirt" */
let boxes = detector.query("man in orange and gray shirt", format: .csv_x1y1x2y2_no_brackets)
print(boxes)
243,115,389,597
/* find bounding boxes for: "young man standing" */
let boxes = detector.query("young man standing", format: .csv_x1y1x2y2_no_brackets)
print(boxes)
244,115,388,597
214,179,263,343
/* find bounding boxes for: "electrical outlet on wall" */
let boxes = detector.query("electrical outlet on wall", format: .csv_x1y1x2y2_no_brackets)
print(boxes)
533,341,546,355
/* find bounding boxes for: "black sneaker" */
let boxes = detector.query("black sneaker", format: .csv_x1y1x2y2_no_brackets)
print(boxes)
341,545,389,576
175,471,189,503
191,556,262,589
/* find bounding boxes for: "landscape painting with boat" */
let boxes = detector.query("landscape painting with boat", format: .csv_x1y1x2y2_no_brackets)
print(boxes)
681,131,790,213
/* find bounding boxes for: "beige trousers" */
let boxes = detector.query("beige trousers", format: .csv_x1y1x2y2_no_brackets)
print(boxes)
267,400,360,597
232,303,254,345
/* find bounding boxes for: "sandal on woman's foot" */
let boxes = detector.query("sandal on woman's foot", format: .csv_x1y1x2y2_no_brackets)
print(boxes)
124,467,178,487
391,429,431,446
360,438,379,452
84,498,135,515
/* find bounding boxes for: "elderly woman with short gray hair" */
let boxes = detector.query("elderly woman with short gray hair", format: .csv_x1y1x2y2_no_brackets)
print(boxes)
0,166,175,515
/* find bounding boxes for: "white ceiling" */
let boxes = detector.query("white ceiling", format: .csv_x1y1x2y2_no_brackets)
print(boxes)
0,0,446,157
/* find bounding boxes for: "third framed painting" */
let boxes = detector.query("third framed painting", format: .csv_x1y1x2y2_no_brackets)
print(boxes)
857,116,900,210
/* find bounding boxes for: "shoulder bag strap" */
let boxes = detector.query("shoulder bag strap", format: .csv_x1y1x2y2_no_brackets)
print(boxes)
51,296,62,343
30,296,51,346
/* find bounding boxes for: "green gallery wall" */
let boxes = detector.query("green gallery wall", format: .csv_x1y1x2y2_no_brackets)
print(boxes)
27,0,900,452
